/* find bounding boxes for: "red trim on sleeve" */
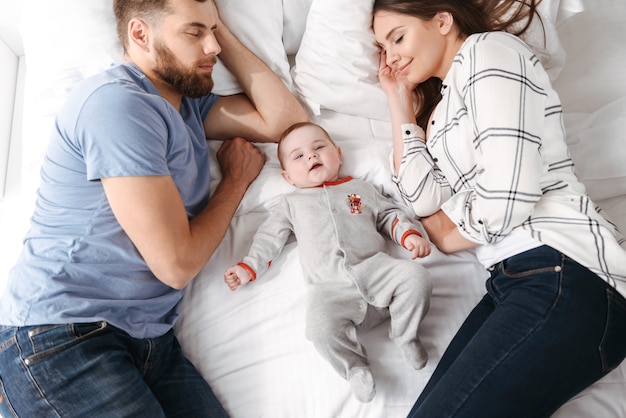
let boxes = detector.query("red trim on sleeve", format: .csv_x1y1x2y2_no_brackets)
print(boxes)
401,229,423,248
391,218,400,240
237,262,257,282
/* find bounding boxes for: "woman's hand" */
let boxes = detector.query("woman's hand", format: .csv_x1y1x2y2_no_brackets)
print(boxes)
378,50,413,98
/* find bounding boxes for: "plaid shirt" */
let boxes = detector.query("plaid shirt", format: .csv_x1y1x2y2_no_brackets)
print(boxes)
393,32,626,294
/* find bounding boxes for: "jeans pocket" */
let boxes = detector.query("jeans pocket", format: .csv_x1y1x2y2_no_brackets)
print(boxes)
25,321,108,365
599,288,626,372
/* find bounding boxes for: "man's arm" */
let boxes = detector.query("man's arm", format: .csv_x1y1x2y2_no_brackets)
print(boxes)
203,11,309,143
102,137,265,290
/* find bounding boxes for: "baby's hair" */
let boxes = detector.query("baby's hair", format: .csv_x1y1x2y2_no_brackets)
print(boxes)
277,122,336,168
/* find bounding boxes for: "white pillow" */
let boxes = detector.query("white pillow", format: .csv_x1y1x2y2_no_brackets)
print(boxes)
212,0,292,95
21,0,122,192
291,0,391,121
514,0,567,81
283,0,313,55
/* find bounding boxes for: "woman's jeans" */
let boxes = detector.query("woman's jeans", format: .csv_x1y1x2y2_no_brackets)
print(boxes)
408,245,626,418
0,322,228,418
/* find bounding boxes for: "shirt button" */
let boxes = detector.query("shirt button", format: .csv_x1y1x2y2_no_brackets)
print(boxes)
405,130,411,135
370,296,375,302
431,120,435,125
433,158,438,163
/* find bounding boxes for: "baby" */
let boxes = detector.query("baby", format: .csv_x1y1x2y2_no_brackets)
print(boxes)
224,122,432,402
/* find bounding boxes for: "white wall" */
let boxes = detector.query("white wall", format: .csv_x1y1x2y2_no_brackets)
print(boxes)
0,38,17,198
0,1,25,294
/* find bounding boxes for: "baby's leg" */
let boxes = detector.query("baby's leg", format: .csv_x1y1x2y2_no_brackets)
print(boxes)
304,285,375,402
388,262,432,369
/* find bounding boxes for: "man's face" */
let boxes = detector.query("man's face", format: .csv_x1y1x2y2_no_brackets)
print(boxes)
152,37,216,98
150,0,221,98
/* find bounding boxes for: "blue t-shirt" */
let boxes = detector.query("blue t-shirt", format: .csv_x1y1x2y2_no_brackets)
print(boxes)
0,62,219,338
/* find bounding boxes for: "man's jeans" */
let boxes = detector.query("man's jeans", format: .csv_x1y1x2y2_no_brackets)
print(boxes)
409,245,626,418
0,322,228,417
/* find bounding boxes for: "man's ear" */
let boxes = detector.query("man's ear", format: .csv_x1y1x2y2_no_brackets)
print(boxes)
281,170,294,185
129,18,150,52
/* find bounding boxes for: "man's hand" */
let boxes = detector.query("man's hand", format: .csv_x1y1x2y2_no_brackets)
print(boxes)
216,136,265,187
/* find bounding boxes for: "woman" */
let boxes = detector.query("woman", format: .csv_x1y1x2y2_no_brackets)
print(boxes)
372,0,626,417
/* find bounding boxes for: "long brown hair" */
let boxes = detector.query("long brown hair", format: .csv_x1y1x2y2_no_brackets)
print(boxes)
373,0,543,130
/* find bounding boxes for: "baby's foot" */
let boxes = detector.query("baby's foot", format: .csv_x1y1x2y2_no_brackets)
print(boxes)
348,367,376,402
401,340,428,370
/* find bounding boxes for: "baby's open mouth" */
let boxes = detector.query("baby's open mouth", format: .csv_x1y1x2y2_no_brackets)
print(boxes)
310,163,323,171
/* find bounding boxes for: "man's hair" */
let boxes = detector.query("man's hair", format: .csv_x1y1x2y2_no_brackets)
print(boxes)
277,122,335,169
113,0,207,52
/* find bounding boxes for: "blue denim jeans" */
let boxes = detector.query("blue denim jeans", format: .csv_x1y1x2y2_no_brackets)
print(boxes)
408,245,626,418
0,322,228,417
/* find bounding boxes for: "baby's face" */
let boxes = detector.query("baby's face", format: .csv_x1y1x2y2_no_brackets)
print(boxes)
280,125,342,188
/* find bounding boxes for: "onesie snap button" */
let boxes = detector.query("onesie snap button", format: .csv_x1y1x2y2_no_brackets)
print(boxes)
405,130,411,135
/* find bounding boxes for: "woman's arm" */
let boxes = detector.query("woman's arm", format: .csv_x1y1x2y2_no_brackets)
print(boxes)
378,52,453,217
421,209,478,253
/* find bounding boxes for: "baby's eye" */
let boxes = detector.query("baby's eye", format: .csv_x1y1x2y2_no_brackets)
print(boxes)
315,145,325,150
294,154,303,160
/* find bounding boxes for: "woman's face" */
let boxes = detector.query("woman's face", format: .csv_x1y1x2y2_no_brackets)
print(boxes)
373,10,451,84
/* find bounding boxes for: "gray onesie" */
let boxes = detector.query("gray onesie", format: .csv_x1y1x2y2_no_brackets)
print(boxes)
239,177,432,380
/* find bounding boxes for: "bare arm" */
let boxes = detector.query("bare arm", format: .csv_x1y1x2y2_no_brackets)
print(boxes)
204,11,308,142
102,137,265,289
421,209,479,254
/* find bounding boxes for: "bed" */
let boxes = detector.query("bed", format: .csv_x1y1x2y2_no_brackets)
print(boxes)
9,0,626,416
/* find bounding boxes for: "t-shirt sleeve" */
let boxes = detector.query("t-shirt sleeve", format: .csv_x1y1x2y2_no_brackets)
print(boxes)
74,82,174,181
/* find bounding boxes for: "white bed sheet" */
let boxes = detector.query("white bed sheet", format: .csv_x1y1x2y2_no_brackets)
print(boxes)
8,0,626,417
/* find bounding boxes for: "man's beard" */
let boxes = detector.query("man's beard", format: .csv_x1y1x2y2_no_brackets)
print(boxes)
152,40,215,98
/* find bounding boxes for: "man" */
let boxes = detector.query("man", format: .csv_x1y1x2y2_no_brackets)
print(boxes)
0,0,308,416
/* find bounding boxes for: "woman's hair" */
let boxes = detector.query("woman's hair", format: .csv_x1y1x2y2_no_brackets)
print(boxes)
277,122,335,168
113,0,208,52
373,0,542,130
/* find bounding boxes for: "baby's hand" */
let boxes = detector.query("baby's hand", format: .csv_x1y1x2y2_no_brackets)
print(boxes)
404,234,431,259
224,265,252,291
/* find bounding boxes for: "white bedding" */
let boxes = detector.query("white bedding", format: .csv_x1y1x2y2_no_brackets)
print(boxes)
10,0,626,417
